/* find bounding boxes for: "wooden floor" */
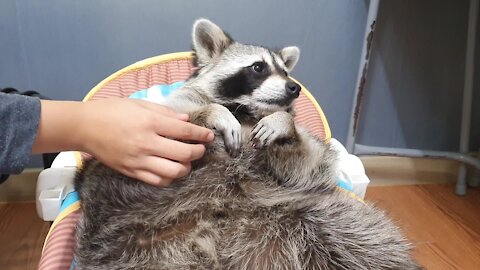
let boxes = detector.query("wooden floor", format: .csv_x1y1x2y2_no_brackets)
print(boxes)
0,184,478,270
0,203,49,270
366,184,480,270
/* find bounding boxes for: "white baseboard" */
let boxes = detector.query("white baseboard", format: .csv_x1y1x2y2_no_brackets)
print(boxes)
0,168,42,203
360,156,460,186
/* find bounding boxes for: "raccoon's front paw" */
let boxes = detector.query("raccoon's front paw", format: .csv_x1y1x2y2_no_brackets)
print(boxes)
208,104,242,156
214,120,242,157
250,111,295,148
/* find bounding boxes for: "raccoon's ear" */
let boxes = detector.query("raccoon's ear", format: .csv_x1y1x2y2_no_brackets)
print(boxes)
192,18,234,65
279,46,300,72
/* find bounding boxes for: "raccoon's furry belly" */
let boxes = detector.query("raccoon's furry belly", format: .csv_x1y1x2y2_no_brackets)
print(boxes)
75,131,420,270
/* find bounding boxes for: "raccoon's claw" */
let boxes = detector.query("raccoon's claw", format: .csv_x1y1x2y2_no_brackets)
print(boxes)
250,124,275,148
205,104,242,156
250,111,294,148
223,126,241,157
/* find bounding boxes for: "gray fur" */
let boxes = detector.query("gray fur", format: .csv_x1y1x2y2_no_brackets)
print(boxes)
74,19,422,269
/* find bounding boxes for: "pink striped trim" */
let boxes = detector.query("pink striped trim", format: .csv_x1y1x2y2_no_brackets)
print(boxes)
38,210,81,270
294,93,327,139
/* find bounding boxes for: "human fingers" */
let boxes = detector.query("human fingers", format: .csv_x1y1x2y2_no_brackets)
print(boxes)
155,116,214,143
138,156,192,180
131,170,174,187
150,137,207,162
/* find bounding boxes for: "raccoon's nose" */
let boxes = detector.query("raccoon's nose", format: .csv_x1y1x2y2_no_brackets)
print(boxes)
286,81,301,97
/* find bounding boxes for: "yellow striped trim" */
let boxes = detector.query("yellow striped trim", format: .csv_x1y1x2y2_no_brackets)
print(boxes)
336,187,365,204
73,151,83,168
42,201,81,253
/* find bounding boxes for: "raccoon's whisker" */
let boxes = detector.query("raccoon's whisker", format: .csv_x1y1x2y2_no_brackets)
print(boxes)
232,103,246,113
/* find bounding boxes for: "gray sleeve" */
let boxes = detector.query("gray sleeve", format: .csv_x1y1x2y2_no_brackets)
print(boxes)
0,92,41,174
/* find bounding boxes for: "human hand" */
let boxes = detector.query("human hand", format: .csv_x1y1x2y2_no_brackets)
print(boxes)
78,98,214,186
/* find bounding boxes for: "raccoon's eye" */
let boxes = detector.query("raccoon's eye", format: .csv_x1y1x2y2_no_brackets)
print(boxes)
251,62,266,73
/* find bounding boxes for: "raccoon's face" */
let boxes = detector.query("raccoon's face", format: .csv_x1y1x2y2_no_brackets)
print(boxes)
191,19,301,118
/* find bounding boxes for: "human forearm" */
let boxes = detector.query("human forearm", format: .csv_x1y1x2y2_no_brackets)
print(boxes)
32,100,87,154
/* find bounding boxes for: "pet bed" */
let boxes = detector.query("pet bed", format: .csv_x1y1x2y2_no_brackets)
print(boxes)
36,52,369,269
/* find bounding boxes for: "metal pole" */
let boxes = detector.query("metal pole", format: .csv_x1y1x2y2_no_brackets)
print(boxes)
346,0,380,153
457,0,478,195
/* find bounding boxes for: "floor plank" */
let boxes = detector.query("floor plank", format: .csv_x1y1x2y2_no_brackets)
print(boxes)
0,203,50,270
366,184,480,270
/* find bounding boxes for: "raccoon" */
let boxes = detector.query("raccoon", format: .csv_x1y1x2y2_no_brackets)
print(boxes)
74,19,422,270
